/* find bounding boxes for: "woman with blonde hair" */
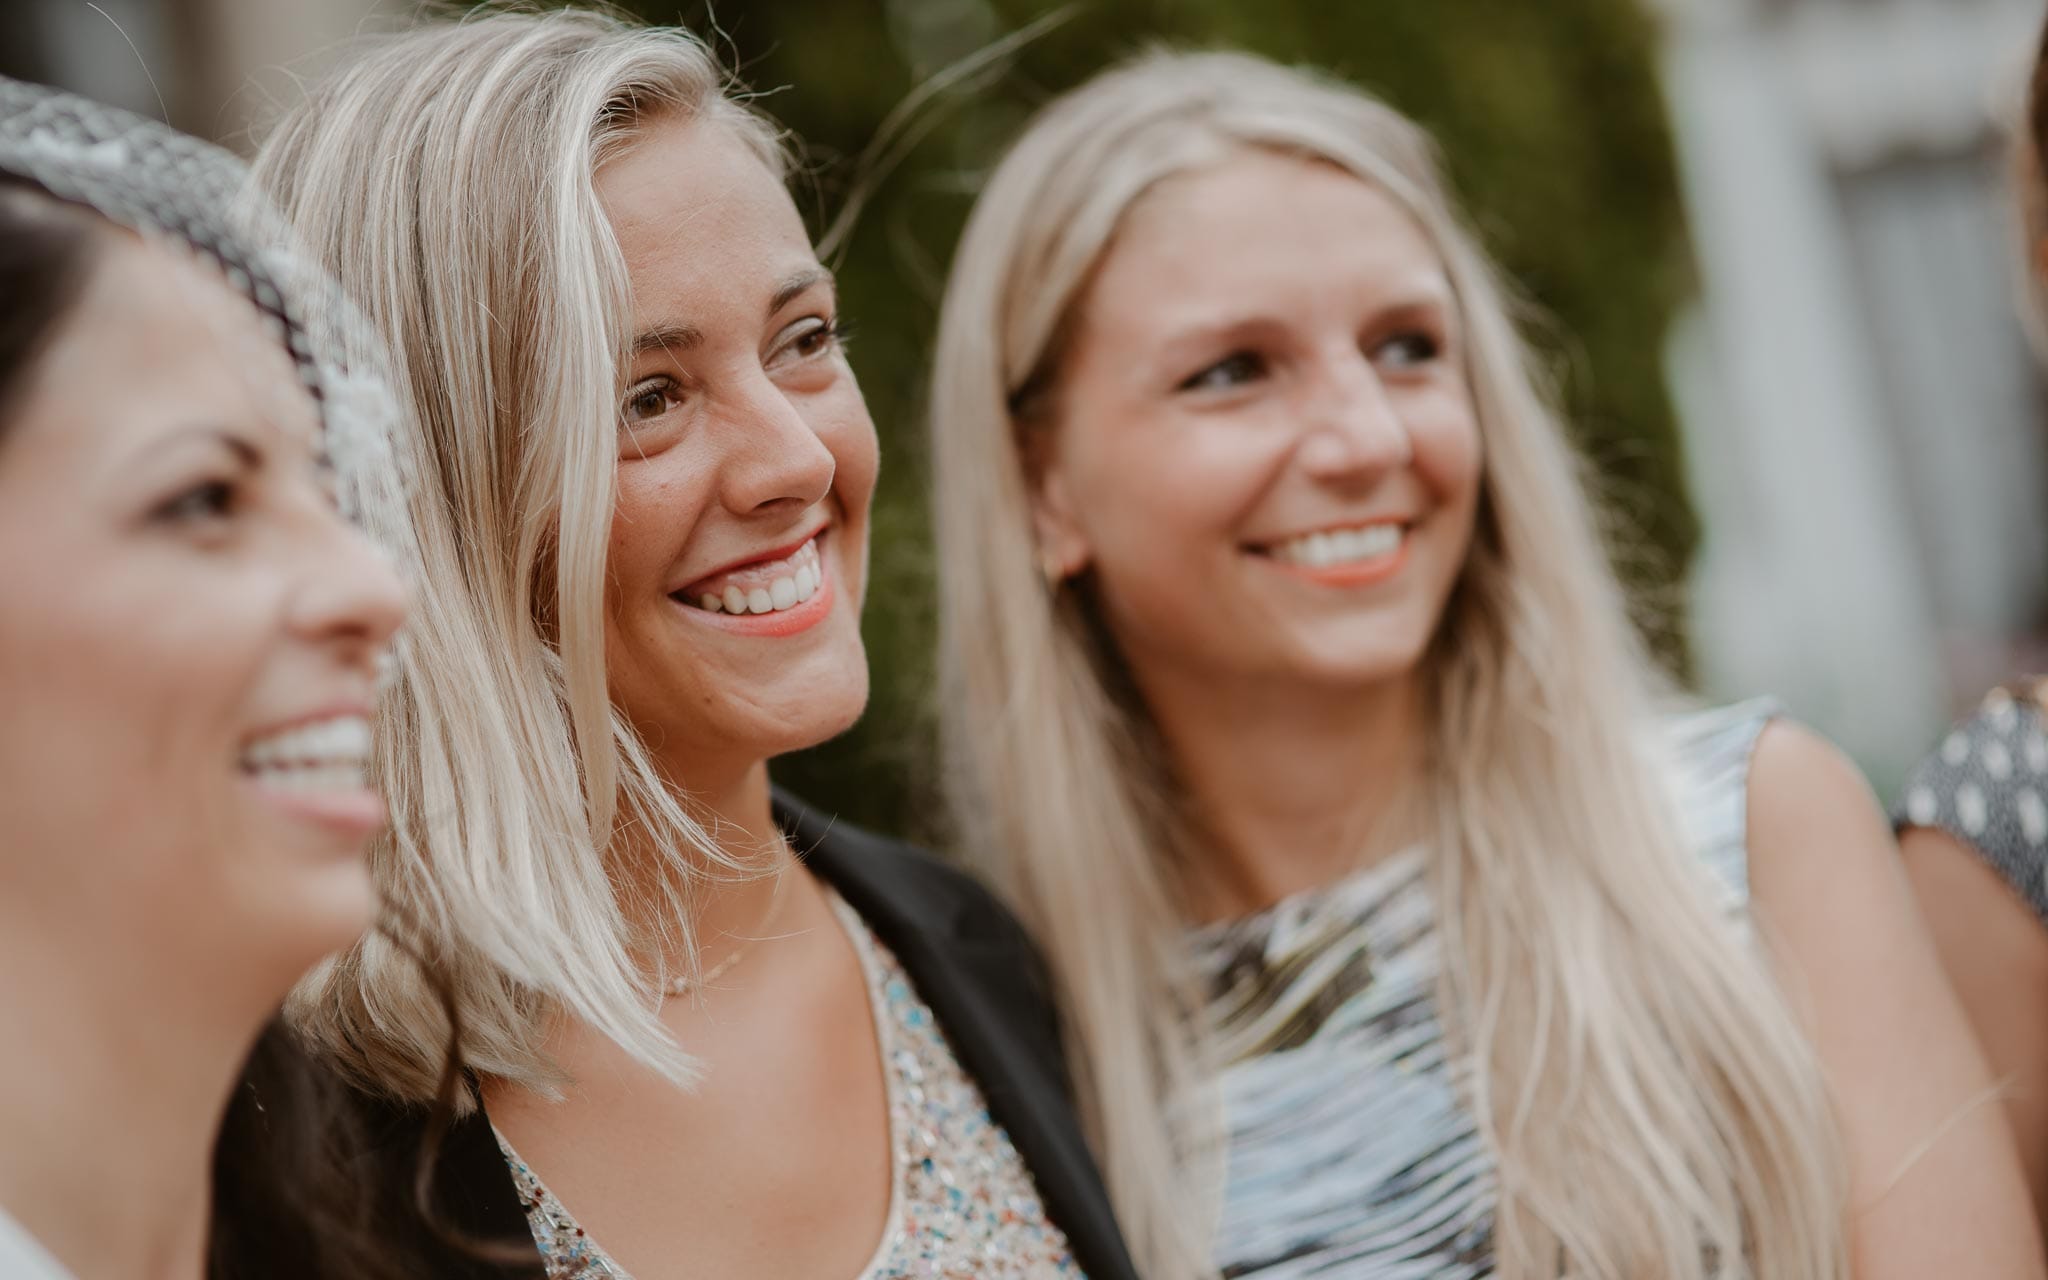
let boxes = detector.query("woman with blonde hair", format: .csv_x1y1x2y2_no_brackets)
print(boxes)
930,48,2041,1279
251,8,1137,1279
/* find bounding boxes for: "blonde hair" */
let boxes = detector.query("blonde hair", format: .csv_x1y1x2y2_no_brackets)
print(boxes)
252,6,787,1098
932,50,1849,1279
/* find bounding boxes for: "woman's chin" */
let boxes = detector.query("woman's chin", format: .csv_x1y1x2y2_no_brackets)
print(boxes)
766,626,872,747
224,861,381,985
768,671,872,759
652,665,873,785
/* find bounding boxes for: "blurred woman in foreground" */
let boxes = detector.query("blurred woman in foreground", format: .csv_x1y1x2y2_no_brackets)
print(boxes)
0,79,412,1279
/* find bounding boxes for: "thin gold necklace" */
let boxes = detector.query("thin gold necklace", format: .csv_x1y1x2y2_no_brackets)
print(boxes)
664,867,788,998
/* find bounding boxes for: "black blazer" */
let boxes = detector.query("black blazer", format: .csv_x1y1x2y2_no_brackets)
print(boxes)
243,796,1140,1280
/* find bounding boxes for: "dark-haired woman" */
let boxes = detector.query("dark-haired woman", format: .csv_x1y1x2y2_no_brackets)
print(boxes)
0,80,415,1279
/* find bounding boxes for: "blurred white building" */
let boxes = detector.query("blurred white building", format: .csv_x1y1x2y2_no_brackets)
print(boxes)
1,0,391,148
1649,0,2048,790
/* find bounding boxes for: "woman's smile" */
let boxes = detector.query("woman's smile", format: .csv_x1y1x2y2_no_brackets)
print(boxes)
671,529,836,637
1247,519,1413,589
237,708,386,837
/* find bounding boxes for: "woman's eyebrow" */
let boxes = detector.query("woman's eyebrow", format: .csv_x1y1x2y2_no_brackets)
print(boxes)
631,323,702,358
769,266,833,317
627,268,834,359
129,424,262,466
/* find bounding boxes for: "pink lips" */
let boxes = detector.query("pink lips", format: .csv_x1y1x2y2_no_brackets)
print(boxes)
674,524,830,600
677,555,835,638
247,783,388,837
238,704,385,838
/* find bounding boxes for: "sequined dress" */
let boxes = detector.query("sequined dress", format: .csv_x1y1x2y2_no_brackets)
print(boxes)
497,892,1083,1279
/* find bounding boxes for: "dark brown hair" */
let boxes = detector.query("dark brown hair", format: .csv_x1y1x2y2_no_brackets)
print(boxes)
0,176,101,425
208,984,477,1280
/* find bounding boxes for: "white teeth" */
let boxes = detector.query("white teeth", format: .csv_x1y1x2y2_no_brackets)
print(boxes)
1275,524,1404,568
683,537,826,616
242,715,373,792
258,762,370,792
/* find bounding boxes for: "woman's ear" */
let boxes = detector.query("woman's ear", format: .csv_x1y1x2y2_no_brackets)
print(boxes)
1027,438,1091,587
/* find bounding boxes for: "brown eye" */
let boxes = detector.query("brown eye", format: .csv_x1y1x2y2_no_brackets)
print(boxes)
769,317,844,371
157,479,236,525
792,317,841,357
622,376,683,426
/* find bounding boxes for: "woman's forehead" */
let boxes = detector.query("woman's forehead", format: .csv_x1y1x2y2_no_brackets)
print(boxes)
1085,154,1449,329
597,129,824,373
35,236,320,450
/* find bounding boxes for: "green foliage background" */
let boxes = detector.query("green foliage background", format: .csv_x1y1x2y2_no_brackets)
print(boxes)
618,0,1697,841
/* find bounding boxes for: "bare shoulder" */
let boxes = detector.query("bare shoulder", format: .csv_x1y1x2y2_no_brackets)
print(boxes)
1741,717,1947,1007
1741,721,2044,1277
1742,719,1900,924
1746,718,1882,828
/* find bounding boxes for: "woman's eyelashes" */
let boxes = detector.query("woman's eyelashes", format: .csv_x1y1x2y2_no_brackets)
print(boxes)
154,476,239,529
1179,350,1267,393
771,314,846,369
149,435,262,531
621,314,845,432
623,374,686,428
1372,328,1443,369
1174,325,1443,397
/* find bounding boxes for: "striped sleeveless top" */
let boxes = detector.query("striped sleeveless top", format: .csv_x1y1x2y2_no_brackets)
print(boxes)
1186,702,1771,1279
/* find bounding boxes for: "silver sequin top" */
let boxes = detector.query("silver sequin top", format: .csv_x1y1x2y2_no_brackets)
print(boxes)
498,892,1083,1279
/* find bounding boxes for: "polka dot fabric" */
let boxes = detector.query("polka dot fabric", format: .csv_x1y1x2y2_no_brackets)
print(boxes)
1895,683,2048,925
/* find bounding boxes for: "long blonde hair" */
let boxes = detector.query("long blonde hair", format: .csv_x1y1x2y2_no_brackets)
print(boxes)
932,50,1848,1280
252,7,786,1099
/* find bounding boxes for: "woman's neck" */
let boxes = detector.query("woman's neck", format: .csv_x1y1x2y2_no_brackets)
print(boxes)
648,756,799,971
1145,668,1429,923
0,919,274,1280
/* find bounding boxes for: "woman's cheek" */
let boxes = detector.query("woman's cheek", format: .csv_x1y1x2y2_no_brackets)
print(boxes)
1411,393,1483,500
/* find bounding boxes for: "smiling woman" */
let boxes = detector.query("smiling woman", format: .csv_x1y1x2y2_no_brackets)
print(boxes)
2,246,395,860
250,9,1139,1279
932,49,2043,1280
594,116,878,791
1026,148,1480,700
0,80,418,1280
